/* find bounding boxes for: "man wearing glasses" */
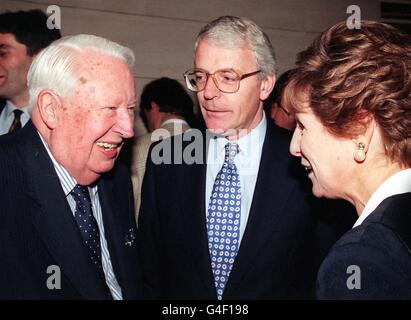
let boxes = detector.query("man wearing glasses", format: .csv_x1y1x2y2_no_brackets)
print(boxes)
265,69,296,131
137,16,318,300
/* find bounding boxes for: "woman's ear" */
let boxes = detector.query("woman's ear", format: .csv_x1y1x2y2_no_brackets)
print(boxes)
353,117,376,151
260,74,276,101
37,90,62,129
352,117,376,162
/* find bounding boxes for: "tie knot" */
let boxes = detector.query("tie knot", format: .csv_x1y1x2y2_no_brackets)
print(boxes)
70,184,91,204
13,109,23,118
224,142,239,163
8,109,23,133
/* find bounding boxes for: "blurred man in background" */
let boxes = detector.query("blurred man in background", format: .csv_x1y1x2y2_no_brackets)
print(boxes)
0,9,61,135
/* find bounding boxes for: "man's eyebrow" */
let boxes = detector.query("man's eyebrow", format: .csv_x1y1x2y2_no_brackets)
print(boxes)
127,99,137,106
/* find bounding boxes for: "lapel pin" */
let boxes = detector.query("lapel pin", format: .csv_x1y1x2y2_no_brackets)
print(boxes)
125,228,135,247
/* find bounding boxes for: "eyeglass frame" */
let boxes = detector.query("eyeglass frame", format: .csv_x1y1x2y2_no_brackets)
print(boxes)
183,68,262,93
278,104,292,117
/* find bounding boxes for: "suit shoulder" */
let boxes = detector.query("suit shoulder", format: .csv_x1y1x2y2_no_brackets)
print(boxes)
132,134,153,166
317,222,411,299
334,219,411,254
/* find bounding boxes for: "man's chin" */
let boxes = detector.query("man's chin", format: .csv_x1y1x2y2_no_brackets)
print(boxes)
96,161,116,174
80,163,115,185
207,127,227,135
208,127,247,140
76,173,101,186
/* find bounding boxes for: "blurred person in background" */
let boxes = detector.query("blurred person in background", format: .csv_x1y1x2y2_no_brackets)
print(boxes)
131,77,194,216
0,9,61,135
264,69,295,131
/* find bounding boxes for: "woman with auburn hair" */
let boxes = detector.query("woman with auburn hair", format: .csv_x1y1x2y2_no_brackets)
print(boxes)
283,20,411,299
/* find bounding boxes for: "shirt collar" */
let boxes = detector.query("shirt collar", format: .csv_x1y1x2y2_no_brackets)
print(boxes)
37,131,78,196
5,100,32,116
212,112,267,157
353,168,411,228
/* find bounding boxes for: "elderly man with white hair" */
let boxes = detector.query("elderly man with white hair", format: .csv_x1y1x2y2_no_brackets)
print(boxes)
0,34,141,299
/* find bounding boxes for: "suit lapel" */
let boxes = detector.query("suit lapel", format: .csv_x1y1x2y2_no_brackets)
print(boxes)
176,124,300,297
178,132,216,298
226,123,297,290
21,122,109,299
98,175,139,299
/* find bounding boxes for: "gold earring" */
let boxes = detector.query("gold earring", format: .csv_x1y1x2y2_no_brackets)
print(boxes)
354,142,366,162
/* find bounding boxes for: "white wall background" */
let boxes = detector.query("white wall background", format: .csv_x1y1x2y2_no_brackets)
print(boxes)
1,0,379,135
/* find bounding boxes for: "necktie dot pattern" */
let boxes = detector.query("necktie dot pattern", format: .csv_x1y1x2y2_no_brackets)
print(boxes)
207,142,241,300
8,109,23,133
70,184,102,269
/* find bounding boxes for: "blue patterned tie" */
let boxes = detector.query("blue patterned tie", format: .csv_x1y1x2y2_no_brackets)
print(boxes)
70,185,102,269
207,142,241,300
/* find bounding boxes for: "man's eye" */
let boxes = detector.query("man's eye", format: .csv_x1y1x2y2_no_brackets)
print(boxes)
195,73,206,82
220,73,237,82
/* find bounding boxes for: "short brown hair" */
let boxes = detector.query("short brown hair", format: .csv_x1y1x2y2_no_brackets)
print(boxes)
283,20,411,167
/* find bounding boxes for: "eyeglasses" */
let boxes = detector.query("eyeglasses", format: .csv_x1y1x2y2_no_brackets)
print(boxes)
278,104,291,117
183,68,261,93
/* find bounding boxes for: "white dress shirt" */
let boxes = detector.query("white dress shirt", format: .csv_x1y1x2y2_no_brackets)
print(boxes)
38,132,123,300
353,168,411,228
206,113,267,243
0,100,31,135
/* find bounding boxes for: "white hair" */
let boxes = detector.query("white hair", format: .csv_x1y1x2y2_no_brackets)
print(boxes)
194,16,277,78
28,34,135,107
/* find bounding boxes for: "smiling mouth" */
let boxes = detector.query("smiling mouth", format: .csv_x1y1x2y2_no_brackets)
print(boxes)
96,141,121,151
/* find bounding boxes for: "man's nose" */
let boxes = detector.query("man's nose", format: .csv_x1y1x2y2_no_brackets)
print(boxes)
116,109,135,139
203,74,221,100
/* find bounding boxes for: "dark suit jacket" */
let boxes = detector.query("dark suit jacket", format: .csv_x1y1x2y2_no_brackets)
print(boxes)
0,99,5,111
0,99,5,116
0,121,142,299
137,119,321,299
316,192,411,299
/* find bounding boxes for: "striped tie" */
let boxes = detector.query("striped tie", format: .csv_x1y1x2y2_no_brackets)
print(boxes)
8,109,23,133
